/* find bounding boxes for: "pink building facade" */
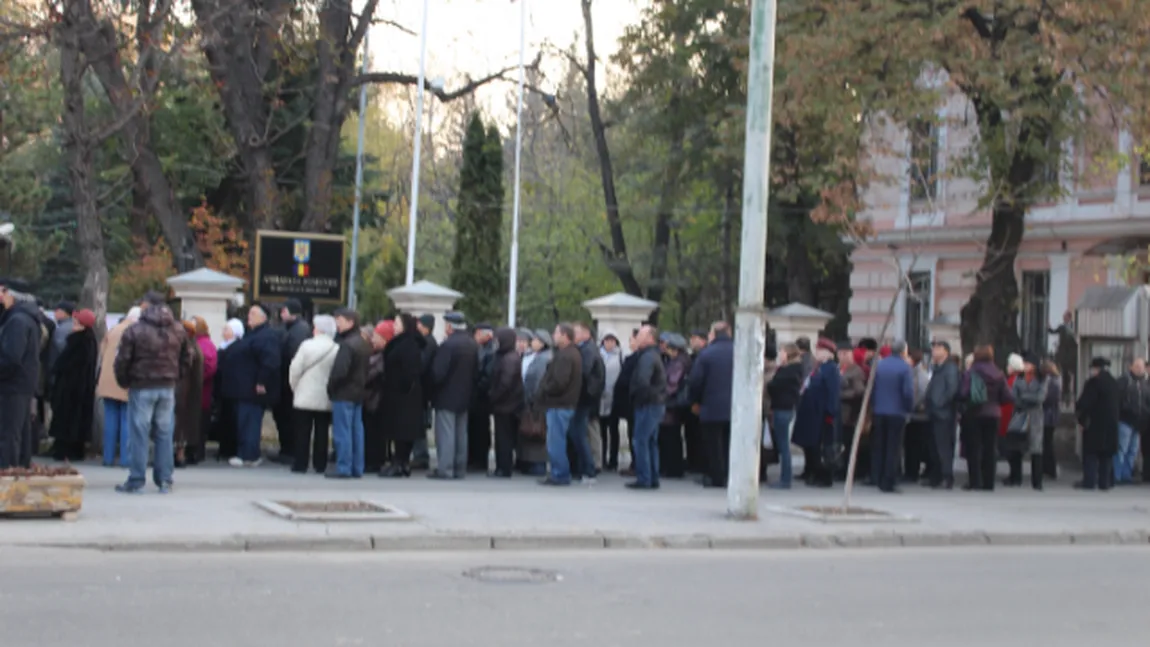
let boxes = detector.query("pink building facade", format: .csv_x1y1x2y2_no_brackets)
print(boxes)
849,94,1150,355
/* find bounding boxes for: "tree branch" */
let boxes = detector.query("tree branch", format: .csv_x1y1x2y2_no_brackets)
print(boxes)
353,64,526,100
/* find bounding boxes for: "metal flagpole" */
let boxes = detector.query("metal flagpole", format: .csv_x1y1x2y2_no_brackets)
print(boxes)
507,0,527,326
727,0,779,519
348,29,370,309
404,0,431,285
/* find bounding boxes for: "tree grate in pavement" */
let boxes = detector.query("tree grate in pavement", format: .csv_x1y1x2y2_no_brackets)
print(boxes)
462,566,561,584
254,500,413,522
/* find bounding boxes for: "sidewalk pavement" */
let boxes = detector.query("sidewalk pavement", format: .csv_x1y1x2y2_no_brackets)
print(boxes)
2,462,1149,552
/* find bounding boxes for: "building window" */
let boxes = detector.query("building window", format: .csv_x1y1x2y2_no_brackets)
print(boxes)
1020,270,1050,354
908,120,939,203
1140,157,1150,187
904,271,932,350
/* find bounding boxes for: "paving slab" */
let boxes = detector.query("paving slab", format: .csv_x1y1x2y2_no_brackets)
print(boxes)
2,461,1149,552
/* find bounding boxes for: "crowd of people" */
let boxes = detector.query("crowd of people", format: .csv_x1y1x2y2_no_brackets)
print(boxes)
2,275,1147,495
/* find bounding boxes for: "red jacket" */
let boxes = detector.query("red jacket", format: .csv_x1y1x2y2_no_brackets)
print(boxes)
999,374,1017,436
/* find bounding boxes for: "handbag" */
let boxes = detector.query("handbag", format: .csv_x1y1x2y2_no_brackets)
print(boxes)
762,416,773,450
519,409,547,439
1007,410,1029,434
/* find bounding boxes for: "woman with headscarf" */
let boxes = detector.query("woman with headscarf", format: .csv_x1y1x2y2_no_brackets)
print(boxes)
518,328,553,476
1005,352,1047,490
48,308,99,461
211,318,244,461
289,315,339,474
174,321,205,468
379,314,427,477
190,317,218,465
364,319,395,473
1000,352,1024,485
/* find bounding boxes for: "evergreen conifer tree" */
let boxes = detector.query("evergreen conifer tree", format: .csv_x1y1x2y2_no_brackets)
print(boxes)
450,113,505,323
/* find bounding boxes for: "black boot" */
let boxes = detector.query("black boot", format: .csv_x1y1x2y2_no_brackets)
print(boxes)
1031,455,1043,491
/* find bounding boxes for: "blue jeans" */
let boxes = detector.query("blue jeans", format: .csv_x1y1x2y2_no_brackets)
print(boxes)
1114,422,1140,483
102,398,130,466
332,401,365,477
125,388,175,488
236,402,265,462
545,408,576,483
631,404,665,486
568,406,598,479
771,409,795,486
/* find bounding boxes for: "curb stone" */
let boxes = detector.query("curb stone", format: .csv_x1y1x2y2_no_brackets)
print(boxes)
18,529,1150,553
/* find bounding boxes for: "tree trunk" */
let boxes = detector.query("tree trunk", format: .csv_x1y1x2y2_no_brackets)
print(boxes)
719,178,736,321
960,200,1025,358
58,1,108,337
75,0,203,272
646,123,687,306
785,213,816,306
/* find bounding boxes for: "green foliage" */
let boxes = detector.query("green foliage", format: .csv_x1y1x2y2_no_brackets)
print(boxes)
450,114,505,324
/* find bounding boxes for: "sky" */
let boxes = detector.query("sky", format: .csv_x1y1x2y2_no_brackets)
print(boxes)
368,0,645,117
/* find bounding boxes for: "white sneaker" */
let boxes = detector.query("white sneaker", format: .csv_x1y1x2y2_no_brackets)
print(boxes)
581,476,597,485
228,457,244,468
246,458,263,468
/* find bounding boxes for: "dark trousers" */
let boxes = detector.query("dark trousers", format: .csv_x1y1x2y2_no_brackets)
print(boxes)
600,415,620,468
493,413,518,475
216,398,238,460
902,419,929,481
0,394,33,469
392,439,415,468
1082,452,1115,490
683,411,705,473
467,405,491,469
870,414,905,492
1005,452,1023,485
659,423,686,478
271,385,295,457
1143,427,1150,483
929,416,956,484
1042,425,1058,478
701,421,731,486
292,409,331,473
363,409,391,472
964,416,999,490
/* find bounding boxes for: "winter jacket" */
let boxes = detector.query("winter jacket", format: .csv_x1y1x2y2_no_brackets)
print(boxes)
281,318,311,366
328,328,371,404
220,323,282,406
48,327,97,448
96,318,132,402
114,305,190,391
871,356,915,417
599,346,623,417
839,362,866,429
47,316,72,378
474,339,497,408
662,352,691,425
0,302,44,396
380,329,426,442
420,333,439,404
1116,373,1150,428
489,327,525,415
577,339,606,410
958,360,1014,419
767,363,804,411
1076,369,1120,456
611,352,640,418
524,349,552,407
289,335,339,412
429,330,478,413
1008,372,1047,454
538,344,582,409
792,360,840,450
629,345,666,409
925,360,959,420
1042,376,1062,428
687,335,734,423
197,336,218,411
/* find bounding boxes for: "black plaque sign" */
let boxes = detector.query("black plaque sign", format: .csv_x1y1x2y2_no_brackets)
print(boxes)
253,230,347,304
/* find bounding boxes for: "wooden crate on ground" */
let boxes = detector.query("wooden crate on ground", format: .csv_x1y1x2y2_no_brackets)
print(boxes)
0,466,85,521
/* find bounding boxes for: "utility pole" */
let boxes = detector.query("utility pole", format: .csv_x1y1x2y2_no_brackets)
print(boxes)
404,0,431,285
506,0,527,327
727,0,779,520
347,29,369,309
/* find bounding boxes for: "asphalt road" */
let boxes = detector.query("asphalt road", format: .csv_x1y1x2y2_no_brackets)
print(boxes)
1,547,1145,646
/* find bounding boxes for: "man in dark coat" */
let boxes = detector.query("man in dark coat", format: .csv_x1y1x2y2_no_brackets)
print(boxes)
614,330,642,476
468,323,497,471
924,340,960,489
684,329,709,474
220,303,281,468
0,278,44,468
537,323,584,486
272,298,312,463
428,312,478,480
488,327,524,477
1075,357,1120,491
413,314,438,470
380,313,426,477
626,325,666,490
327,308,371,479
570,322,605,478
687,322,734,488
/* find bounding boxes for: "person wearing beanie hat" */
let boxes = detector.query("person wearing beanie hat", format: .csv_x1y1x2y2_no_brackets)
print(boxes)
43,306,99,461
270,299,311,465
1076,356,1119,490
374,320,397,344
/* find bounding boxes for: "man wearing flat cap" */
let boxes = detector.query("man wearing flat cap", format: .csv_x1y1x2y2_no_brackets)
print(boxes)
1075,356,1120,490
427,312,478,479
271,298,312,463
0,277,45,468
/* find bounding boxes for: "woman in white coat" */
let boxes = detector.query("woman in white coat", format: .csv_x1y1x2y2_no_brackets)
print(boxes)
288,315,340,474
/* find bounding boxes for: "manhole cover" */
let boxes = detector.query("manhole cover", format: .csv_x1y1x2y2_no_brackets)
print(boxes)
255,500,412,522
462,566,561,584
